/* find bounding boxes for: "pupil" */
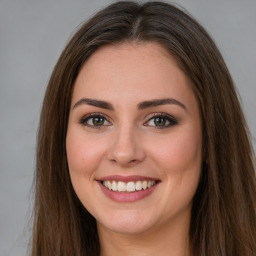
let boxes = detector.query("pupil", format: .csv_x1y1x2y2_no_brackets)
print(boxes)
154,117,166,126
93,117,104,126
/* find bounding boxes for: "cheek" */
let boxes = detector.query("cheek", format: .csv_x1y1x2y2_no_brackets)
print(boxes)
148,126,202,184
65,129,105,211
157,134,200,165
151,128,202,214
66,129,105,179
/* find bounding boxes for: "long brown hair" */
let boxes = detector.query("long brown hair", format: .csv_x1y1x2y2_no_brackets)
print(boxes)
32,1,256,255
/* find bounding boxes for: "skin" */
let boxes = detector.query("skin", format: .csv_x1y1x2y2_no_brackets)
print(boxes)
66,42,202,256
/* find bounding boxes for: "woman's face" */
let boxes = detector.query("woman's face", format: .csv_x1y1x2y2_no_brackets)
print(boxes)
66,42,202,235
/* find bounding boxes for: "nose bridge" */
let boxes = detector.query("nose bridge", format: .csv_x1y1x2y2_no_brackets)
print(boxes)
108,120,144,166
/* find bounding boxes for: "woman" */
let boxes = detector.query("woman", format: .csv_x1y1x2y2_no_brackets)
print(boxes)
32,1,256,255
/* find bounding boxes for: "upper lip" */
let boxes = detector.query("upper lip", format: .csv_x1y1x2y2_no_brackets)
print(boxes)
97,175,160,182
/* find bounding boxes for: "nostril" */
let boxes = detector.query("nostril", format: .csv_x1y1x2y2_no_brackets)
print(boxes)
107,138,146,165
110,158,137,165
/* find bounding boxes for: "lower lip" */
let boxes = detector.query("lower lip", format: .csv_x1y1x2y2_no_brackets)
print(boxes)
98,181,159,202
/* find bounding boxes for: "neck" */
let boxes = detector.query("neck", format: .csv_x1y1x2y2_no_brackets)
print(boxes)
98,214,191,256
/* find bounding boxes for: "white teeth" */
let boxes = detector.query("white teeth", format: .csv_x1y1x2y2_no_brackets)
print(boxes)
126,182,135,192
148,181,154,188
112,181,117,191
135,181,142,191
102,180,157,192
142,181,148,190
117,181,126,192
107,180,111,189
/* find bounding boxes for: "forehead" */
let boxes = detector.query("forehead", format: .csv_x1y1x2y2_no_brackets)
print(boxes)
72,42,196,107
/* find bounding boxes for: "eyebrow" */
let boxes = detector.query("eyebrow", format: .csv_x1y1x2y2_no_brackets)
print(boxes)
137,98,187,111
73,98,114,110
73,98,187,111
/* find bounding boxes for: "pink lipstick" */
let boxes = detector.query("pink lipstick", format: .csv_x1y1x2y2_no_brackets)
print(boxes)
97,175,160,202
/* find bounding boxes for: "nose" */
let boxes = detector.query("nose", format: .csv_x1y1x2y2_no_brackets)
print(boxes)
107,125,145,167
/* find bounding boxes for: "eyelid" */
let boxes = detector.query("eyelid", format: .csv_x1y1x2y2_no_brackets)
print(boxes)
78,112,177,129
143,112,178,128
79,112,112,128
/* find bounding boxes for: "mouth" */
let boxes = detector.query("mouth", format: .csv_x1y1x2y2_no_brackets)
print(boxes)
100,180,159,192
97,175,160,202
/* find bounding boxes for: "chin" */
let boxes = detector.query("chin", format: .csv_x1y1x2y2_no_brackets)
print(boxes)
96,209,159,235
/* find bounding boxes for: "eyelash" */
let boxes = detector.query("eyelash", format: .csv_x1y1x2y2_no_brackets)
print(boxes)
79,113,111,129
79,112,178,129
144,113,178,129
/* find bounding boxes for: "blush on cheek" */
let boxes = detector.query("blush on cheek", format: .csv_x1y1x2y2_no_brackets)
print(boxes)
154,134,201,177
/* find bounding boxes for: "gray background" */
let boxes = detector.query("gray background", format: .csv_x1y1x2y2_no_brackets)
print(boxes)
0,0,255,255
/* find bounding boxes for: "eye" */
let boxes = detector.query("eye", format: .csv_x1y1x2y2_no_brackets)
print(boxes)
144,113,177,128
80,113,111,128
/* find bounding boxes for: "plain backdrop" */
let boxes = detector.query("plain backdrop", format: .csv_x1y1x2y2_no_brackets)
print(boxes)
0,0,255,255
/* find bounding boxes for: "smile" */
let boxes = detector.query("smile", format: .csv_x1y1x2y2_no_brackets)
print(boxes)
102,180,157,192
97,175,160,202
